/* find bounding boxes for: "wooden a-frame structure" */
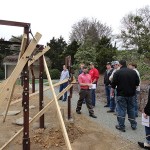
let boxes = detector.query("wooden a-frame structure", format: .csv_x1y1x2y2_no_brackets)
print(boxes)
0,20,73,150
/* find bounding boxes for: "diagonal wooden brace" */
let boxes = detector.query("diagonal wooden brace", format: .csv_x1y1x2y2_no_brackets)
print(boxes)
0,32,42,107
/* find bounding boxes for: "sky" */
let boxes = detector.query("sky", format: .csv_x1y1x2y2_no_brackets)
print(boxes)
0,0,150,45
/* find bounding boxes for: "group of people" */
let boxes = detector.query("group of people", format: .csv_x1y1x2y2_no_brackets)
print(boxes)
59,61,150,149
104,60,140,131
104,60,150,149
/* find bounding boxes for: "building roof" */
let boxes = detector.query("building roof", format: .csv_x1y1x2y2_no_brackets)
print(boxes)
3,55,51,66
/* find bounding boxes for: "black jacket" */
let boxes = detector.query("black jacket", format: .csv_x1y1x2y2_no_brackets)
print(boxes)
144,87,150,116
111,66,140,97
104,69,113,86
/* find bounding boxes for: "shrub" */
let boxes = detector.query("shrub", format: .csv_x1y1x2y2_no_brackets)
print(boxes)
49,69,60,79
0,70,5,79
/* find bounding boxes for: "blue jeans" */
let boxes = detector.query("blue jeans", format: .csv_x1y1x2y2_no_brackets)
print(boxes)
105,85,111,106
116,96,137,128
145,126,150,144
90,89,96,106
135,91,140,116
59,82,68,100
110,96,116,111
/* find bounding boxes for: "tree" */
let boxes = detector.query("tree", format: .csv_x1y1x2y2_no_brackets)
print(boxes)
120,6,150,55
96,36,117,72
74,38,97,67
69,18,112,44
63,40,80,65
46,36,67,70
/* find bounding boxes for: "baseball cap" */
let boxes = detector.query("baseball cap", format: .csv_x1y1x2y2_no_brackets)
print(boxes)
106,62,111,65
113,61,119,65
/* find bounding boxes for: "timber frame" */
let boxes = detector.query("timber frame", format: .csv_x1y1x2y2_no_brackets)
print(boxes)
0,20,74,150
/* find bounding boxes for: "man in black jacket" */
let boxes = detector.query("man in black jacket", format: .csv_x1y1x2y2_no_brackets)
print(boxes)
111,60,140,132
104,62,113,107
138,86,150,149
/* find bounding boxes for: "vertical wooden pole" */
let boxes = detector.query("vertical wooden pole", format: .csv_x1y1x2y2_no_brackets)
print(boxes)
43,56,72,150
66,56,73,120
39,46,44,128
23,25,30,150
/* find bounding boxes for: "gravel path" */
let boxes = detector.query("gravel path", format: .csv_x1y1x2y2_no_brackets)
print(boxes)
36,81,145,148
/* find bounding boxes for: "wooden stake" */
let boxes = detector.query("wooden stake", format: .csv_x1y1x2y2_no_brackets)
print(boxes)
43,56,72,150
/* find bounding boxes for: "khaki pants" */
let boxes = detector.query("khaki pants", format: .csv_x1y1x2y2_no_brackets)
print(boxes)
76,89,94,115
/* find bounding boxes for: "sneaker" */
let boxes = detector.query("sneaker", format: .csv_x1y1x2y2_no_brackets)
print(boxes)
138,142,150,149
113,112,117,115
104,105,109,107
62,99,66,102
76,110,81,114
131,126,137,130
107,110,115,113
115,125,125,132
89,114,97,118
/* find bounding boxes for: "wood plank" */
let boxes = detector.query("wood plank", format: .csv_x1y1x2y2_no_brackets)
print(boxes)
43,56,72,150
10,79,69,105
0,84,73,150
18,34,27,60
3,34,28,122
28,46,50,66
0,32,42,107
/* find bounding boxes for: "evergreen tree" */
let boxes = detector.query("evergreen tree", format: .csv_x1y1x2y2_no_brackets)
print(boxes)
46,36,67,70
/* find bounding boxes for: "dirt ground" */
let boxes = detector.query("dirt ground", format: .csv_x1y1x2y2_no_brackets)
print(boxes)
0,81,147,150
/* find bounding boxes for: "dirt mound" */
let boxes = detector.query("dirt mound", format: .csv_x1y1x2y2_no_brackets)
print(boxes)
31,123,84,149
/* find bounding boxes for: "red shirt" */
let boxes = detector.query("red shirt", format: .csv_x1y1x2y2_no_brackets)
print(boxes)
78,73,92,89
89,68,99,83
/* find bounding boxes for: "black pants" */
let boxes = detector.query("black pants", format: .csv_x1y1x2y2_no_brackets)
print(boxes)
76,89,94,115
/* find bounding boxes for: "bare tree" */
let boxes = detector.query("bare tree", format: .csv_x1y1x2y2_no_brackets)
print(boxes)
120,5,150,54
69,18,112,44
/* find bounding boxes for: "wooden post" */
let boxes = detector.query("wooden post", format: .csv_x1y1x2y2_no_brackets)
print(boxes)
43,56,72,150
39,46,44,128
22,25,30,150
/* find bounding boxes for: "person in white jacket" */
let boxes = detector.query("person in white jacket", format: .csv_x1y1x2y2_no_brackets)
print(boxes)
128,62,140,117
107,61,120,113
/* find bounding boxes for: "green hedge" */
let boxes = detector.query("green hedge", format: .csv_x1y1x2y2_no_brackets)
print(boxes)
49,69,60,79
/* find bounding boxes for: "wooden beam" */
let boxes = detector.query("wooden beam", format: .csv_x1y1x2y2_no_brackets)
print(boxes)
0,32,42,107
43,56,72,150
0,20,30,28
10,79,69,105
18,34,27,60
28,46,50,66
0,84,73,150
3,34,28,122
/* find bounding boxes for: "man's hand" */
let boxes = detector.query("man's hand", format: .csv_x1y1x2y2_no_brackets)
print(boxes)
88,84,93,88
110,88,115,97
143,113,148,119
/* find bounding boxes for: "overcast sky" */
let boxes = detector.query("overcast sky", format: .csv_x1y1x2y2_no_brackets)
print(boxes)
0,0,150,45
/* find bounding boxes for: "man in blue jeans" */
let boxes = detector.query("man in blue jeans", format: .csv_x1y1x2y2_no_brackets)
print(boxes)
59,65,70,101
104,62,113,108
111,60,140,132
